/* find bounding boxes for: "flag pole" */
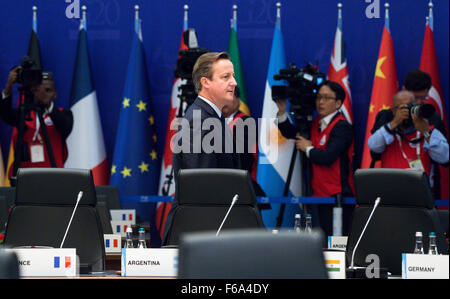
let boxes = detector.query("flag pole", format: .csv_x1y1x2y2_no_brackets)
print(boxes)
276,2,281,29
184,5,189,31
81,5,87,30
384,3,390,31
135,5,140,34
428,1,433,30
232,5,237,30
32,6,38,33
337,3,343,29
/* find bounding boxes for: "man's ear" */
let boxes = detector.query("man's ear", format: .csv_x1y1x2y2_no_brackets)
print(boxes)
336,99,343,110
200,77,209,90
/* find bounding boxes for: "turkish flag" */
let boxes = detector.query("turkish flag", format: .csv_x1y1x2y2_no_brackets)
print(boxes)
420,24,449,202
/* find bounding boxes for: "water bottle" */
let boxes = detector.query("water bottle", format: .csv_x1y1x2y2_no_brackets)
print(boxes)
125,227,134,248
414,232,424,254
305,214,313,233
137,227,147,249
427,232,438,255
294,214,302,233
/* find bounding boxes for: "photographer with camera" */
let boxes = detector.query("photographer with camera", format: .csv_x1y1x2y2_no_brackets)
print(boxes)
275,80,354,236
368,89,448,177
0,65,73,181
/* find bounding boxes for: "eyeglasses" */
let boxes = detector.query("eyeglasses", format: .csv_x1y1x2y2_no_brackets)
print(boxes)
316,94,336,102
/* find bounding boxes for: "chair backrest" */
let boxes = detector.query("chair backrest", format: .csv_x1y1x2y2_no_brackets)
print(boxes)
0,187,15,231
0,250,19,279
178,230,328,279
346,169,447,275
164,169,265,246
95,185,122,210
3,168,105,272
96,201,113,234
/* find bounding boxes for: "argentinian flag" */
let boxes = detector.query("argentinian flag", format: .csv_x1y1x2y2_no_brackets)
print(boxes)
257,10,302,228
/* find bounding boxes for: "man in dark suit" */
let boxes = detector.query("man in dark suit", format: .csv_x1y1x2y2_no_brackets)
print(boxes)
162,52,239,245
275,80,354,236
171,52,239,176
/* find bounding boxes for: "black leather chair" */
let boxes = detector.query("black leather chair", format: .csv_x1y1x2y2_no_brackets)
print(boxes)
96,201,113,234
0,187,15,232
346,169,447,275
163,169,265,246
3,168,105,272
0,250,19,279
95,185,122,210
178,229,328,279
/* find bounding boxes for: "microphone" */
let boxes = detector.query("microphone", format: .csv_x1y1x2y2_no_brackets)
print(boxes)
60,191,83,248
346,197,387,278
216,194,239,236
349,197,380,269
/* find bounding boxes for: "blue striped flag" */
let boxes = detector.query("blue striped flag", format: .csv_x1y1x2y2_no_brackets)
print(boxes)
110,16,160,245
65,17,109,185
256,4,302,228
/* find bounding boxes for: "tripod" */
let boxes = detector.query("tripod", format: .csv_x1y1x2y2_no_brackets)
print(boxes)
10,87,57,186
275,142,313,229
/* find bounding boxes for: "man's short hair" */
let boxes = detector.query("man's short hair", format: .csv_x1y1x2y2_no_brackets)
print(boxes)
192,52,230,93
404,70,432,91
318,80,346,102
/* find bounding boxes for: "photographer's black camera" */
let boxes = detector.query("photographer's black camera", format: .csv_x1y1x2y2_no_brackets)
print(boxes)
407,102,435,119
17,56,42,89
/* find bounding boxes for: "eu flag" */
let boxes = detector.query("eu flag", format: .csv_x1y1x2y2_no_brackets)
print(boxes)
110,20,160,245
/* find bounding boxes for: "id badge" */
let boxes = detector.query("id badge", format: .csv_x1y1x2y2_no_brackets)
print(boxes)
408,159,425,172
30,144,45,163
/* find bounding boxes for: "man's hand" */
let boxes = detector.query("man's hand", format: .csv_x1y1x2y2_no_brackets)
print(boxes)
295,135,312,152
275,99,287,117
390,104,410,130
3,66,21,97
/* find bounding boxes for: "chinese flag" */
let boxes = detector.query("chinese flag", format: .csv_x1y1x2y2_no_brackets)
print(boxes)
420,24,449,201
361,26,398,169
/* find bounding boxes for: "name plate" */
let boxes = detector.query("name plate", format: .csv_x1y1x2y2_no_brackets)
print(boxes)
110,209,136,225
121,248,178,277
323,250,346,279
104,234,122,253
402,253,449,279
5,248,77,277
327,236,348,251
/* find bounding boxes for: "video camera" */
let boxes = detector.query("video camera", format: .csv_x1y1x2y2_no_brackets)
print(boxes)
272,62,325,136
174,29,209,107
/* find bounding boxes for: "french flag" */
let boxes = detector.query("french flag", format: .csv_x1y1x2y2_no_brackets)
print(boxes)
64,14,109,185
104,234,121,250
54,256,71,268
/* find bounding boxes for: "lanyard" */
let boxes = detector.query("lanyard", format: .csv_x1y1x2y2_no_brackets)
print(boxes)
395,131,421,162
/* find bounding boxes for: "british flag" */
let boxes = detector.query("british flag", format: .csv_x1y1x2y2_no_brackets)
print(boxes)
327,5,353,124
